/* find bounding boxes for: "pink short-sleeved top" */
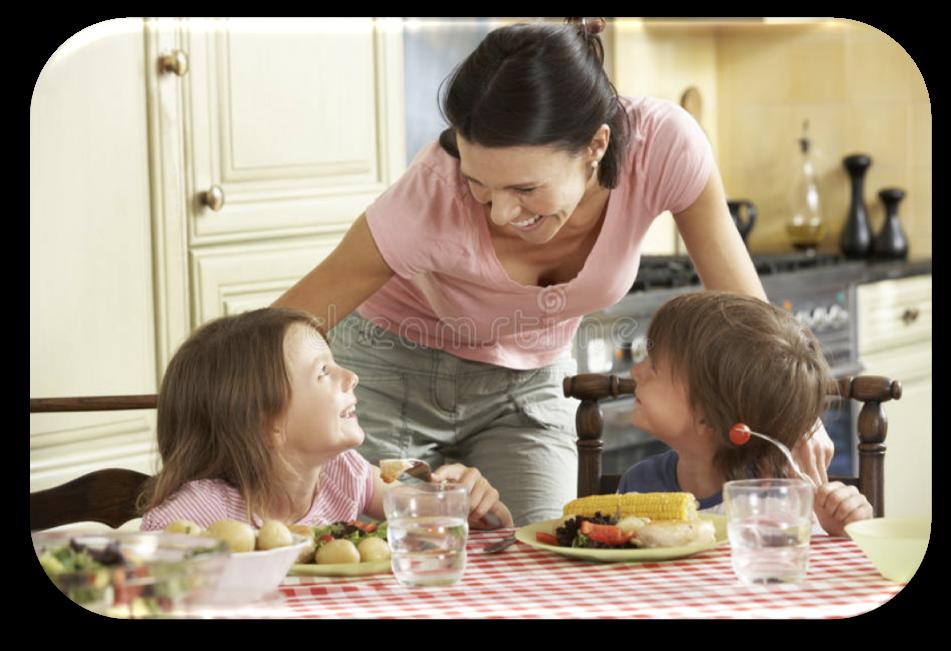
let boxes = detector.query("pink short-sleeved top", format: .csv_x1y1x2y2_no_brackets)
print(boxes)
359,96,714,370
139,449,375,531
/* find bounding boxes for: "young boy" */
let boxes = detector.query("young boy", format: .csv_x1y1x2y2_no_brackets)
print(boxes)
619,291,872,537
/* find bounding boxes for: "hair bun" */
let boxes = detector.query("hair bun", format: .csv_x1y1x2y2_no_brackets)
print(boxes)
564,17,607,36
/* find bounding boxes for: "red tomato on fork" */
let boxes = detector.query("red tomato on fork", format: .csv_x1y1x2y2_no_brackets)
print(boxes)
730,423,751,445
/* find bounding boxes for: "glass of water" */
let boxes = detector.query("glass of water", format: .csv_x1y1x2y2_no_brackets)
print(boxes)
724,479,815,585
383,482,469,587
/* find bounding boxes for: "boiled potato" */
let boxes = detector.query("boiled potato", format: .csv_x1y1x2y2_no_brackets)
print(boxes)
315,539,360,565
257,520,294,551
357,537,390,562
205,519,256,553
288,525,316,563
164,519,204,535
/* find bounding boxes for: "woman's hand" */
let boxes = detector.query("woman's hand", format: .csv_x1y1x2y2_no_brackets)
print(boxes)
792,420,834,486
814,481,873,537
430,464,514,530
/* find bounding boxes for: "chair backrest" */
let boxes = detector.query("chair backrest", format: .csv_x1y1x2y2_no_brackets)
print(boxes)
563,375,901,517
30,395,157,530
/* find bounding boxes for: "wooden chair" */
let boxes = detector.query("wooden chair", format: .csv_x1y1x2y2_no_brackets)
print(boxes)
30,395,157,531
563,374,902,517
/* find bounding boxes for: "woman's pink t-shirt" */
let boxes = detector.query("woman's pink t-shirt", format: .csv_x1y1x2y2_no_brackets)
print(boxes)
359,96,714,370
139,450,375,530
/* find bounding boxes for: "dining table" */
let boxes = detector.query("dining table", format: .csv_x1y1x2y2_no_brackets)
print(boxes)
187,528,910,619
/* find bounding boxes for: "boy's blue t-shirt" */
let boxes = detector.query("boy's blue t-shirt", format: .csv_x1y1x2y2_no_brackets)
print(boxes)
617,449,723,510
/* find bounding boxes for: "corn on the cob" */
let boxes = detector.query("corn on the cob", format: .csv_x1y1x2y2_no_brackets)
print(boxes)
562,492,699,521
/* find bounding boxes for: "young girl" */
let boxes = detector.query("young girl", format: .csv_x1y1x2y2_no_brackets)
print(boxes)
138,308,513,531
619,291,872,537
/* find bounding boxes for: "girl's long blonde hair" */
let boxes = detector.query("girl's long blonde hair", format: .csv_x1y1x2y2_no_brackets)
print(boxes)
137,307,325,523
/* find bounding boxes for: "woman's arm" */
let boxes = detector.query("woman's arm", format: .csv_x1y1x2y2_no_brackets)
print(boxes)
272,213,395,335
672,166,834,472
672,166,767,301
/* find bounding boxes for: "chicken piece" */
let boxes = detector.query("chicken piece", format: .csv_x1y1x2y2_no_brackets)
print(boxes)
379,459,414,483
635,519,717,548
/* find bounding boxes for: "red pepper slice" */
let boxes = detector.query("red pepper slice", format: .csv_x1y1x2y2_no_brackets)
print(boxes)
580,521,634,546
536,532,559,546
319,534,334,543
350,520,379,534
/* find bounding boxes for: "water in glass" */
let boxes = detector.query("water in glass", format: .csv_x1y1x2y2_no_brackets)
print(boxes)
728,516,811,584
388,516,468,587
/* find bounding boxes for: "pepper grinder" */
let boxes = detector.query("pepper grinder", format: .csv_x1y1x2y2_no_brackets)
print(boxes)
840,154,873,259
873,188,909,260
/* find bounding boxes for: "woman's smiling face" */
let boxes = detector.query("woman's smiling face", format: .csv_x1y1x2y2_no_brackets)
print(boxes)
456,129,608,245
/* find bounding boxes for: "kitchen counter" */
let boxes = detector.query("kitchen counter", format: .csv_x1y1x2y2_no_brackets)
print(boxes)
856,257,932,284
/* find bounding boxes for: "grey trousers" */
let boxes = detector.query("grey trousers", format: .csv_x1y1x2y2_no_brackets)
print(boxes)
329,312,580,526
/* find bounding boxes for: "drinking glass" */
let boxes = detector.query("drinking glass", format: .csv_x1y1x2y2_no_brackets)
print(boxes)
724,479,815,585
383,482,469,587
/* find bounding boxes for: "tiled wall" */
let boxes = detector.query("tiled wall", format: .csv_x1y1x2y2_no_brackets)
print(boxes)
611,19,931,259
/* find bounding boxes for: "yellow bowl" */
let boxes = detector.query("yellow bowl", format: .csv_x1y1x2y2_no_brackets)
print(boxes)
845,517,931,583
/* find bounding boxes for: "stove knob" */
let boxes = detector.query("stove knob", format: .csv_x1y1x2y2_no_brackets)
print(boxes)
811,307,830,330
828,304,849,327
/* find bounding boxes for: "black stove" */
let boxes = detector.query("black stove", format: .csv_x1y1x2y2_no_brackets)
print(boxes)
630,254,853,292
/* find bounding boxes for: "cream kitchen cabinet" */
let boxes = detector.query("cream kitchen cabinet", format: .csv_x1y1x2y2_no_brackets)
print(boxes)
147,17,405,368
31,18,405,493
857,274,932,519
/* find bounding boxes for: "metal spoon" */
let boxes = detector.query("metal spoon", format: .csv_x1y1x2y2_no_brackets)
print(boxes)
481,535,518,554
404,459,434,482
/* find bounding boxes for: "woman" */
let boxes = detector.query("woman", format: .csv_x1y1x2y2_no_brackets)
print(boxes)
275,18,833,526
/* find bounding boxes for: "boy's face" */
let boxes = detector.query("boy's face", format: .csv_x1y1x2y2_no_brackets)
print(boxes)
630,351,703,446
279,323,364,466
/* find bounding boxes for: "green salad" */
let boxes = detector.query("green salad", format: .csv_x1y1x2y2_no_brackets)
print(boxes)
37,538,221,618
312,520,388,550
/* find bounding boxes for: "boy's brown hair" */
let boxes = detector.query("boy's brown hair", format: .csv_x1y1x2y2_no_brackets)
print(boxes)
136,307,325,522
646,291,837,482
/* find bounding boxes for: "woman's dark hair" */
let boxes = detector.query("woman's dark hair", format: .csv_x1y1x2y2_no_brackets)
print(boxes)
438,19,631,189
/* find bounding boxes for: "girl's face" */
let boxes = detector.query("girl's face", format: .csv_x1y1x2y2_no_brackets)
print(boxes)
279,323,363,466
630,352,702,447
456,129,608,245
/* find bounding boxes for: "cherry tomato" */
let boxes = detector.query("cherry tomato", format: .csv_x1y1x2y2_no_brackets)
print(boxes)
730,423,751,445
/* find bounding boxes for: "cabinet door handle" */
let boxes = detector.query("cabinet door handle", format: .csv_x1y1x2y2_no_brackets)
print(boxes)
901,308,920,325
201,186,225,212
159,50,189,76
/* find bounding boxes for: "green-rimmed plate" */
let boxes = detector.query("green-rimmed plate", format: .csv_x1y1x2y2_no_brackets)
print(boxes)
288,559,391,577
514,514,728,562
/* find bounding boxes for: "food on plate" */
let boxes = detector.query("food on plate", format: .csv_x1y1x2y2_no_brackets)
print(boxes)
204,519,257,553
357,537,391,562
316,539,361,565
562,492,699,521
634,519,716,548
288,524,317,563
541,492,715,550
256,520,294,551
301,520,391,565
164,519,203,535
380,459,414,483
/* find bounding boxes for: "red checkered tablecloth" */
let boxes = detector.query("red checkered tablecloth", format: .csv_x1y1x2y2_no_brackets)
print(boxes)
191,529,905,619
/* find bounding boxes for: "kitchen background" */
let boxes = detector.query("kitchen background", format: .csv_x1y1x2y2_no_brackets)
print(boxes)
30,18,931,519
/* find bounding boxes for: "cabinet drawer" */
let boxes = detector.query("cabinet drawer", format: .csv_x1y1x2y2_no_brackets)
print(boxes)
190,234,346,325
857,275,931,355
